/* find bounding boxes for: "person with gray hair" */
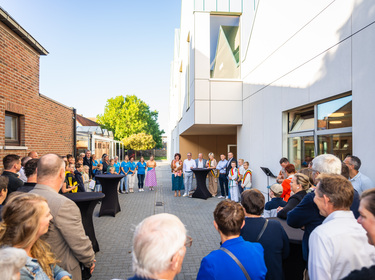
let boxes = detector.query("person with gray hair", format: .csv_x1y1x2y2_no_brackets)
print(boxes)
128,213,191,280
288,154,361,268
30,154,95,280
287,154,343,265
344,155,375,194
0,247,27,280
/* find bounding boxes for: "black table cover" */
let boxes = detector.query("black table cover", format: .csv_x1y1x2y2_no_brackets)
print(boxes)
63,192,105,252
191,168,212,199
268,217,304,280
95,174,123,217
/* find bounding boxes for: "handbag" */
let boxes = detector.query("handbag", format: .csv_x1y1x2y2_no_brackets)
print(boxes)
219,247,251,280
81,263,92,280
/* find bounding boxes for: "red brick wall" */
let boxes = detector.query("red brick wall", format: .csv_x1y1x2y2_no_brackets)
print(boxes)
0,21,74,167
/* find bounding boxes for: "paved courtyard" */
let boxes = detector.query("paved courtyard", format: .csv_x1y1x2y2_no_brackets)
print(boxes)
91,161,221,280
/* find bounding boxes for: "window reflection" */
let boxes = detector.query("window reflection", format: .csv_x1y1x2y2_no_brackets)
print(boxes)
288,136,315,170
288,107,314,132
317,96,352,130
210,15,240,79
318,134,352,161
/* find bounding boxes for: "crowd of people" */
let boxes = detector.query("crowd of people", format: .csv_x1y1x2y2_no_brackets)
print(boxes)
1,150,375,280
172,151,252,201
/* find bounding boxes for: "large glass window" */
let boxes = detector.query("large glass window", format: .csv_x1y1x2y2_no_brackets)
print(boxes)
287,94,352,168
317,95,352,130
210,15,240,79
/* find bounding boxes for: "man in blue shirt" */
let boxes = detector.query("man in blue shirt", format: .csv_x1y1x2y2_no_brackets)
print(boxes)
344,155,375,195
197,200,267,280
216,154,228,199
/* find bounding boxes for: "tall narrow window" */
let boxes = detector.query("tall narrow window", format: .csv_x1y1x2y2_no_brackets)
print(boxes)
5,112,20,145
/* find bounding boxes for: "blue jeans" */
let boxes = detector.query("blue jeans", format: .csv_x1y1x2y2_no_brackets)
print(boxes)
95,183,102,192
120,175,128,192
219,174,228,196
137,174,145,189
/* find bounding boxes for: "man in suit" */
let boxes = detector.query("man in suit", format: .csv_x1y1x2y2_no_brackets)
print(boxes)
195,153,207,168
31,154,95,280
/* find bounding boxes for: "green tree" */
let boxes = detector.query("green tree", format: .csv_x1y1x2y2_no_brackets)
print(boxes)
97,95,164,148
122,133,155,151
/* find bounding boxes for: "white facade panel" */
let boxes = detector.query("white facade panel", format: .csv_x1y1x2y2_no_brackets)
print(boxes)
195,101,210,124
195,79,210,100
217,1,229,12
230,0,242,13
352,0,375,34
179,102,195,134
211,101,242,124
194,13,210,79
205,0,217,12
352,21,375,179
194,0,204,11
211,81,242,101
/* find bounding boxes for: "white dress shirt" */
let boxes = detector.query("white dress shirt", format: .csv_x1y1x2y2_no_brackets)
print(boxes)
183,159,196,173
197,159,204,168
308,210,375,280
350,171,375,195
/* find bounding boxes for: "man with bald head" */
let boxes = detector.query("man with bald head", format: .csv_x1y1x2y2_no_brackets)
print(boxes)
30,154,95,279
27,151,38,159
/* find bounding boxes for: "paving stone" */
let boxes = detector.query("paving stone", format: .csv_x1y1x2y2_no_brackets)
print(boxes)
91,161,222,280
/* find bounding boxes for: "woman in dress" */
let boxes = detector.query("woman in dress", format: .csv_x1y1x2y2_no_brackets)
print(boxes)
136,156,147,192
206,152,218,197
145,155,157,191
0,192,71,280
171,153,184,197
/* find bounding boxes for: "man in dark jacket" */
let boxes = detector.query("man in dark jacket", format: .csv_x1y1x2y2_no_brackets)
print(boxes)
2,154,23,198
83,150,93,178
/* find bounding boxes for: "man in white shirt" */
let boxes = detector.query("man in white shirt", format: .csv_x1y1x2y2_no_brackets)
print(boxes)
195,153,207,169
309,174,375,280
183,153,196,197
344,155,375,195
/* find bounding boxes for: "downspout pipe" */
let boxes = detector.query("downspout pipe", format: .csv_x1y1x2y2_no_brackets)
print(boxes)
73,108,77,158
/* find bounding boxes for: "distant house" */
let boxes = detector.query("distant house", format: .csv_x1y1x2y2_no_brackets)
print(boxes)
0,7,74,164
76,114,125,160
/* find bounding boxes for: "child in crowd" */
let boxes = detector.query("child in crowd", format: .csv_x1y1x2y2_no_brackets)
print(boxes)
263,183,287,218
64,163,78,193
228,161,239,202
76,156,84,165
241,161,252,191
94,163,103,192
109,166,116,174
74,163,86,192
82,165,90,192
237,159,245,195
107,159,116,174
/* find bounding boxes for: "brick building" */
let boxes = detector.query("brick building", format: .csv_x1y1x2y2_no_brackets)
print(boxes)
0,7,74,165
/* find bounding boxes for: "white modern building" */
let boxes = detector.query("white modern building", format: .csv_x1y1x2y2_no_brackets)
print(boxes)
169,0,375,194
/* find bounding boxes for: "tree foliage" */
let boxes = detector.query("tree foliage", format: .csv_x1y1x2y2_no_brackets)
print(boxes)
97,95,164,148
122,133,155,151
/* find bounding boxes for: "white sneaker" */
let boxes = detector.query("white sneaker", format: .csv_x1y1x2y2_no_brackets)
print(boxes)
225,196,229,199
183,193,188,197
218,196,224,199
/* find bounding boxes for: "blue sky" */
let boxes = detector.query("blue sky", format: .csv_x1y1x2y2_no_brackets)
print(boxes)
0,0,181,133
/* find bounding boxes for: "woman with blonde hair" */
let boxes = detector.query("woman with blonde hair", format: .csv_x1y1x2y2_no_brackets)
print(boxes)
206,153,218,197
277,173,310,219
0,193,71,280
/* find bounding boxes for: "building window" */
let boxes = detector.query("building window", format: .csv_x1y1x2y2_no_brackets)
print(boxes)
210,15,240,79
287,94,352,169
5,112,20,145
